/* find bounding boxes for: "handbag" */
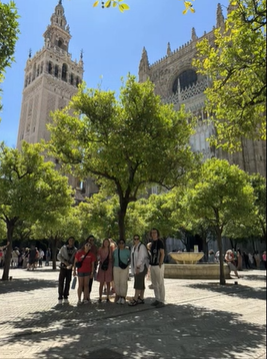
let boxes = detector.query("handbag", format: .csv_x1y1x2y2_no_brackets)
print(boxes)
101,254,109,271
75,250,90,269
118,248,128,270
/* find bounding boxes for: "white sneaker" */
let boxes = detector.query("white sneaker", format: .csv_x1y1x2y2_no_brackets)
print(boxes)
58,299,63,305
120,298,125,305
116,297,122,304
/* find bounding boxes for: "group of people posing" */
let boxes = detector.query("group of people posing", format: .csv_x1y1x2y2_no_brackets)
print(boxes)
57,228,166,308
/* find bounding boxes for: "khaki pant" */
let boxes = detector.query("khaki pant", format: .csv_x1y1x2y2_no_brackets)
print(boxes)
113,266,129,297
150,264,165,303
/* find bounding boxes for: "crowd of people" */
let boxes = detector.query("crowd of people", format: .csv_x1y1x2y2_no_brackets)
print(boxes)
57,228,166,308
0,243,49,270
207,248,267,277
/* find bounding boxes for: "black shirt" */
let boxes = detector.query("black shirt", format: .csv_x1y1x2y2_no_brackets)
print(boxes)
150,240,164,266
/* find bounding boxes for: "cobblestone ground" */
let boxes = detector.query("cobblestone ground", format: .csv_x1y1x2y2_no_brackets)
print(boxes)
0,266,266,359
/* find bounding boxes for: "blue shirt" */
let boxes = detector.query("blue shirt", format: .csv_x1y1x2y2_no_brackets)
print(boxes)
113,248,131,267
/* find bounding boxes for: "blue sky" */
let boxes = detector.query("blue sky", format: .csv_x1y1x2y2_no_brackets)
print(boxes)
0,0,229,148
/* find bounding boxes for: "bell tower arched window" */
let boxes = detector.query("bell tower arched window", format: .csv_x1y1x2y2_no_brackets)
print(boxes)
48,61,53,74
55,65,59,77
62,63,68,81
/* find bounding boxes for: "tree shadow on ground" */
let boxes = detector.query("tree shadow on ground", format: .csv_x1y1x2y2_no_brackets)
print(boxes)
2,302,266,359
0,278,57,294
240,274,266,281
187,283,266,301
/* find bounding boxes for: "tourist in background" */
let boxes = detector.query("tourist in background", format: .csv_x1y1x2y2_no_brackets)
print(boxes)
128,234,149,306
208,250,215,263
262,251,266,270
225,250,239,278
237,248,243,271
57,237,77,305
149,228,165,308
45,248,51,266
97,239,113,303
113,239,130,305
73,242,96,305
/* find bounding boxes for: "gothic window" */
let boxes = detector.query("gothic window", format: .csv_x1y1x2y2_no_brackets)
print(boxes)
48,61,53,74
62,63,68,81
172,69,197,94
40,62,43,74
37,65,40,76
58,39,63,48
55,65,59,77
28,73,32,84
76,76,80,87
70,73,74,85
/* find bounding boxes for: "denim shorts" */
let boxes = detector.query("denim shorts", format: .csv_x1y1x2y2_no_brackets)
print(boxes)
78,272,91,277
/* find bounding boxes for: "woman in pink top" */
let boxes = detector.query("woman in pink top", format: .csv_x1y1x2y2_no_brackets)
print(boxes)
97,238,113,303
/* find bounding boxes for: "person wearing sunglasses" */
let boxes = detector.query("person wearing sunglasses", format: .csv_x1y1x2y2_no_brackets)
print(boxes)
113,239,131,304
128,235,150,306
73,242,96,305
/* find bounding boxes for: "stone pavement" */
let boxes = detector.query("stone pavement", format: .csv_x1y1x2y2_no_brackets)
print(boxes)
0,266,266,359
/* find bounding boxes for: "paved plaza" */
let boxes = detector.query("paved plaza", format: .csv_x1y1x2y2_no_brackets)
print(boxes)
0,266,266,359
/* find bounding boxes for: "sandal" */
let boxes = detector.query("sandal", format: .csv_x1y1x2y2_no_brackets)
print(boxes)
128,299,138,306
137,297,144,304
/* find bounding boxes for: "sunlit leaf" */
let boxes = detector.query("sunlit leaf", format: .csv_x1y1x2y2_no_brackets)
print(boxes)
93,0,99,7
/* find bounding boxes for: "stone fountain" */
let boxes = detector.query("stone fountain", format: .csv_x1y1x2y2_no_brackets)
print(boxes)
164,252,230,279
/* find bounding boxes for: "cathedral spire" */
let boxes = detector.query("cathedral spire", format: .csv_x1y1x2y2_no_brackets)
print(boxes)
216,3,225,29
139,47,150,82
191,27,197,41
167,42,171,56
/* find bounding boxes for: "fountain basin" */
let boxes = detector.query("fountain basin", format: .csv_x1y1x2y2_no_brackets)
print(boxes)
164,263,230,279
169,252,204,264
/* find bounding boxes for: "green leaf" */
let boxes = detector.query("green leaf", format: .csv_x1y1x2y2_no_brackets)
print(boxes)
105,0,111,8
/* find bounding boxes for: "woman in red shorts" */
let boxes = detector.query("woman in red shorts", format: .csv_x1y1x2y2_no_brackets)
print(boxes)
73,242,96,305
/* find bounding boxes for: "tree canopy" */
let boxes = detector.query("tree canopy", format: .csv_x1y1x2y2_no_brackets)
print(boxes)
49,75,198,239
193,0,266,151
0,142,74,279
0,0,20,114
183,158,255,284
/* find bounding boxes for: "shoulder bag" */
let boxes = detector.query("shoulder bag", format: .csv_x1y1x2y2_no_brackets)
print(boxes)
76,250,90,269
118,248,128,269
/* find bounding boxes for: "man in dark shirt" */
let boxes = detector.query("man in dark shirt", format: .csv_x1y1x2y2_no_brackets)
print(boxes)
57,237,77,304
149,228,165,307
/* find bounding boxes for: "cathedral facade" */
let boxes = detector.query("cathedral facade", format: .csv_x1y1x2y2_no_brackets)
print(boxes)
16,1,98,199
138,3,266,178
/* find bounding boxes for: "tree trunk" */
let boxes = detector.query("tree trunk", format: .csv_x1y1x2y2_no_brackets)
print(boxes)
51,238,58,270
2,221,15,281
118,200,128,240
217,231,225,285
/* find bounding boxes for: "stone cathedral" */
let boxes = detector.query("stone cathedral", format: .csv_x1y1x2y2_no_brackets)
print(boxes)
16,1,97,199
138,3,266,178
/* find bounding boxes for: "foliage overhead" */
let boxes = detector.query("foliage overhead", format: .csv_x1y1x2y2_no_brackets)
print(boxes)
92,0,195,13
0,0,20,114
193,0,266,151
